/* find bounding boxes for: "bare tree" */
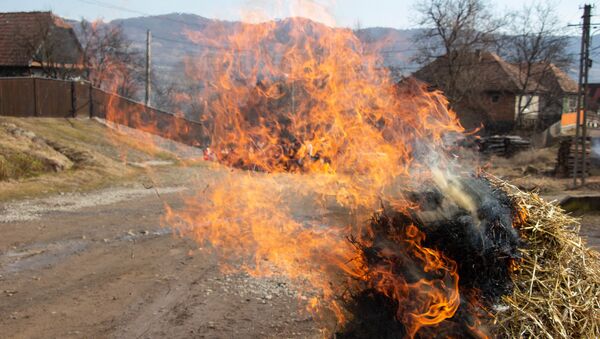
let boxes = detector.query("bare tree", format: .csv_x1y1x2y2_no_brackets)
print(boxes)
152,75,180,113
78,20,144,99
500,2,572,130
413,0,505,102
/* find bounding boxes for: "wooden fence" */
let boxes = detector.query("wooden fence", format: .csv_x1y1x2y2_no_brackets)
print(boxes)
0,77,205,146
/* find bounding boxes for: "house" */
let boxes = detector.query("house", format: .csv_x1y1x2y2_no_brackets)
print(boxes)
0,11,84,78
523,63,578,128
412,51,577,133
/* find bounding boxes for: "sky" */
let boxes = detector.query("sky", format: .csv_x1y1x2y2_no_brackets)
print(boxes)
0,0,596,31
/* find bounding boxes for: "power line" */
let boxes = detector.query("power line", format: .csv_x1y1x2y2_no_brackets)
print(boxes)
77,0,145,16
75,0,584,82
76,1,252,52
76,0,213,32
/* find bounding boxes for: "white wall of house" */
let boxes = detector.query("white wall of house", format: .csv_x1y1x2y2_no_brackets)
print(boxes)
515,95,540,120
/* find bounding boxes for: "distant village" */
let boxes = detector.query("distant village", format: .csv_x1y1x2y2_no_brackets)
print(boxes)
0,10,599,146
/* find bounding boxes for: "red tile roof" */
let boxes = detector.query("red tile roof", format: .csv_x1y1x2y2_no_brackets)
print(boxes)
413,51,544,93
532,63,578,94
0,11,83,67
413,51,577,96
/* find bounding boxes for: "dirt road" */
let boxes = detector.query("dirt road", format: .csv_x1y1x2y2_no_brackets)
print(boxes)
2,168,598,339
0,184,321,338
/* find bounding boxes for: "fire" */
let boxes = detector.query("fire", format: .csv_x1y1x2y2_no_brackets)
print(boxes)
357,222,460,337
178,18,464,213
99,2,516,337
160,9,469,336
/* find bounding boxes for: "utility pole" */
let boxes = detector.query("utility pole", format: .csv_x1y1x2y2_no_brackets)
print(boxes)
145,29,152,106
573,5,592,187
581,5,592,186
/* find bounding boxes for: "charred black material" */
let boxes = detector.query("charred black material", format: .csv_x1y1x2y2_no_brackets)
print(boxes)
338,289,406,339
418,177,521,301
338,175,521,338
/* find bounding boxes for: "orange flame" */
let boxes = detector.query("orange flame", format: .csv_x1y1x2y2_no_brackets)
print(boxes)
101,2,477,337
160,8,468,336
362,223,460,337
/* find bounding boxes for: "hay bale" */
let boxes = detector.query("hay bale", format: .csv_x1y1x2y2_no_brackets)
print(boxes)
493,179,600,338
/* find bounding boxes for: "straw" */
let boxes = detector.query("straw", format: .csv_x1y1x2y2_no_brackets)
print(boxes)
491,178,600,338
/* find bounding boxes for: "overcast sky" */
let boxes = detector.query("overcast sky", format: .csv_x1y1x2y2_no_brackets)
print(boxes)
0,0,596,31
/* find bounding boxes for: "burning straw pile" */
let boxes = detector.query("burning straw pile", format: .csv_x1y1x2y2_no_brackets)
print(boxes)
494,180,600,338
336,177,600,338
162,13,599,338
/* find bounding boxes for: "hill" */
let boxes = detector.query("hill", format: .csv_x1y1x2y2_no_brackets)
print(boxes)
78,13,586,81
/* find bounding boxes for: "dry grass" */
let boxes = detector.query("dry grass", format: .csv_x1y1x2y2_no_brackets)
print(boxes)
493,178,600,338
471,146,600,195
454,146,576,194
0,151,49,180
0,117,199,202
487,147,557,177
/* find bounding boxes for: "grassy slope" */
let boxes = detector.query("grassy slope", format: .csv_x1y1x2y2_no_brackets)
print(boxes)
0,117,191,202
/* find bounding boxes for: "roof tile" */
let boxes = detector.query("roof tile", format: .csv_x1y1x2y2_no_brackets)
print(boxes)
0,11,82,67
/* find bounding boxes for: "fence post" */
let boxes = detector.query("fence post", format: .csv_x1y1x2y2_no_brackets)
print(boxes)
32,78,38,117
89,82,93,118
71,81,76,118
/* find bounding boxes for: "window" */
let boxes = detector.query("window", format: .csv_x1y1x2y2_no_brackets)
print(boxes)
564,96,578,113
520,95,533,113
515,95,539,121
491,94,500,103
